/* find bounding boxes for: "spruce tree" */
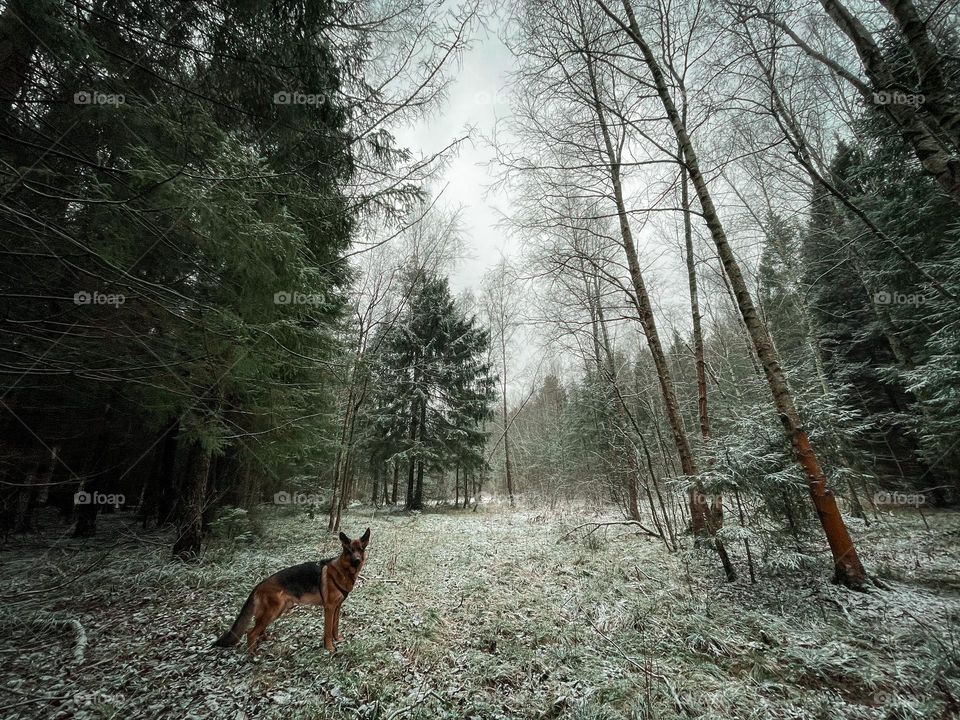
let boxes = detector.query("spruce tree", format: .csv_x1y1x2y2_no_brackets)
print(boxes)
368,271,496,510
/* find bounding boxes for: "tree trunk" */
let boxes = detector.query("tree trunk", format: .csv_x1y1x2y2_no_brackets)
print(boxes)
154,419,180,526
328,381,356,531
71,402,114,538
405,456,415,509
172,443,211,561
328,443,345,529
501,415,515,506
501,342,515,507
582,44,697,482
405,388,424,511
391,459,399,505
142,421,172,527
203,451,229,532
411,399,427,510
816,0,960,204
605,0,866,588
413,459,424,510
680,156,718,533
595,298,644,522
404,355,421,510
878,0,960,149
372,455,382,508
0,0,38,115
583,42,725,564
14,447,57,533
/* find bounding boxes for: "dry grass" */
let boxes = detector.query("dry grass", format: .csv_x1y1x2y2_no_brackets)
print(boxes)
0,506,958,719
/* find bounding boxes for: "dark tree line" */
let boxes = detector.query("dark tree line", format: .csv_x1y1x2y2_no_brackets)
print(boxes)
0,0,487,555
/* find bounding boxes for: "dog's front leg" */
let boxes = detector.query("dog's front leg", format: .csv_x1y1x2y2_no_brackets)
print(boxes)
323,604,336,653
333,604,343,642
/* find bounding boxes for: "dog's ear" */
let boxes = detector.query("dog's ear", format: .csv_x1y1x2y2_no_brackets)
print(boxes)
338,531,350,546
360,527,371,547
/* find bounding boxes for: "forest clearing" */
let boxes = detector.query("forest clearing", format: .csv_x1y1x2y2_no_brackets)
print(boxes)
1,506,958,719
4,0,960,717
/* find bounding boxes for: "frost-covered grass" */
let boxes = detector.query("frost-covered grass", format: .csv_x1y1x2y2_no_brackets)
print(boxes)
1,506,958,719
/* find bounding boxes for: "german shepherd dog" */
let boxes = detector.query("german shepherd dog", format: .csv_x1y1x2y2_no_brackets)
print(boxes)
213,528,370,653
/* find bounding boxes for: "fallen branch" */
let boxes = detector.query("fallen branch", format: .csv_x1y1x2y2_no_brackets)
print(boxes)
634,565,665,587
0,612,87,666
0,696,72,714
558,520,660,542
367,575,401,584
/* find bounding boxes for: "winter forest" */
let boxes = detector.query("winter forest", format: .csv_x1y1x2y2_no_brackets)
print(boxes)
1,0,959,717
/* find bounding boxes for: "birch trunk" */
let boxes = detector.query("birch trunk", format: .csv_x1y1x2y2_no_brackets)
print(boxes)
601,0,867,588
582,44,697,480
817,0,960,204
681,158,718,533
877,0,960,148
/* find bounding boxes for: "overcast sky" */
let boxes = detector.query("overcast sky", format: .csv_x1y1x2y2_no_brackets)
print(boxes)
394,11,517,295
392,7,698,326
390,4,717,380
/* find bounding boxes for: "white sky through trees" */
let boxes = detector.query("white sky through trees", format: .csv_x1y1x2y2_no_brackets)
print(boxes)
393,3,704,333
394,9,517,294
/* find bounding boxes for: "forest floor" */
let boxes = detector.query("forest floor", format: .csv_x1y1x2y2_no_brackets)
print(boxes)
1,505,958,720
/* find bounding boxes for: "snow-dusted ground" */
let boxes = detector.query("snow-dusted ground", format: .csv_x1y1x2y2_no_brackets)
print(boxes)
1,507,957,719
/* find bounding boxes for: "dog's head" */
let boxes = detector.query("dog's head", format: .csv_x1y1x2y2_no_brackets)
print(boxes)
339,528,371,569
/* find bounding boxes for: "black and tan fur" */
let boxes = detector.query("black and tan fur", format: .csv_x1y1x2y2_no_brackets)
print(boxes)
212,528,370,653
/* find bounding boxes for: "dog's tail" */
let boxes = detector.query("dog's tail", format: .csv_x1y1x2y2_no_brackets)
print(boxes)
212,591,256,647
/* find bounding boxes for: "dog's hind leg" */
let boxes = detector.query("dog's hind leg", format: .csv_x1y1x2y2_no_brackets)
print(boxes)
247,595,283,654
